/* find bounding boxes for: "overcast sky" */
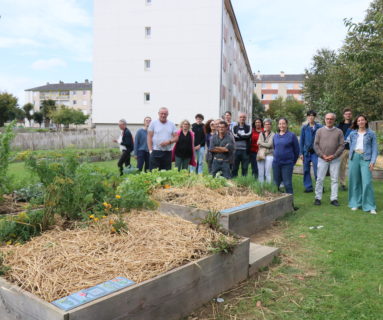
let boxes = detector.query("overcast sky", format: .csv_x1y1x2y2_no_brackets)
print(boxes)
0,0,372,105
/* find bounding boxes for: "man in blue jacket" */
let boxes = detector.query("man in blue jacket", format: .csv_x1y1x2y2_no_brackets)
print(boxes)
300,110,322,193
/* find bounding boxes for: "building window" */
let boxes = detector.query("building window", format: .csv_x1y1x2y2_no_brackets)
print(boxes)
144,92,150,103
286,83,294,90
261,94,264,100
72,91,77,95
82,101,87,106
145,26,151,38
73,100,77,105
83,91,86,95
144,59,151,70
261,83,267,89
271,83,279,89
272,94,278,100
145,0,152,4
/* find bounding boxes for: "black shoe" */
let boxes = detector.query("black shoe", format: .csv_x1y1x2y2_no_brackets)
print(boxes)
314,199,321,206
340,185,347,191
304,189,313,193
331,200,340,206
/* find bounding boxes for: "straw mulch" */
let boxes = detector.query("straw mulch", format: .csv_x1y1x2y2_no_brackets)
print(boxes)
152,185,274,211
0,210,228,302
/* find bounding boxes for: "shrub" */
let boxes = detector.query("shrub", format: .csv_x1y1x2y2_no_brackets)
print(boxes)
14,183,44,203
234,175,279,196
0,121,16,200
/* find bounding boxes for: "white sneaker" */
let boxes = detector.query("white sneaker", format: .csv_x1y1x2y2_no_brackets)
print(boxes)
351,207,358,211
370,210,377,215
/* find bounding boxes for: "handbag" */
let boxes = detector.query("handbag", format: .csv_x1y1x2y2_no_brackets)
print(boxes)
256,132,267,161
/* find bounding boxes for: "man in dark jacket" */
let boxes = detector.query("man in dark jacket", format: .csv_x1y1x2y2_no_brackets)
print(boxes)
191,114,206,174
114,119,134,176
232,113,251,177
337,108,353,191
300,110,322,192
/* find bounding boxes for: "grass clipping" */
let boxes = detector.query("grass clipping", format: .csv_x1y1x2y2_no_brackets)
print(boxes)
0,210,231,302
152,185,274,211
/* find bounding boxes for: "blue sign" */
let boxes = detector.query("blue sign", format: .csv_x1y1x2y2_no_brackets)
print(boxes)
52,277,135,311
220,200,265,215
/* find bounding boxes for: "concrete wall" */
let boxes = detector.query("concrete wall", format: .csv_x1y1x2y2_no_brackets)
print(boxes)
93,0,223,125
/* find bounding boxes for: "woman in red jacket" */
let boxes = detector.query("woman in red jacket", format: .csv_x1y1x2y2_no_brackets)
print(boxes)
250,118,264,178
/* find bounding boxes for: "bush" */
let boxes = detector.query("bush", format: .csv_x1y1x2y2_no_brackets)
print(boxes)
234,175,279,196
0,121,16,200
0,210,45,244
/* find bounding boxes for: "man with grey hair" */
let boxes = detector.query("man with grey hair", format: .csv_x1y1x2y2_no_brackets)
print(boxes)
147,107,178,170
232,112,251,177
313,113,344,206
113,119,134,176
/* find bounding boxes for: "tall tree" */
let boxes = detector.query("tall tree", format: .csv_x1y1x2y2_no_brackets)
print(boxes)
23,103,34,126
0,92,18,127
252,93,265,119
32,112,44,128
40,99,56,128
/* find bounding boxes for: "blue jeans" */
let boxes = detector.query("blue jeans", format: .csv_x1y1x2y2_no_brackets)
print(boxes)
149,150,172,171
273,163,294,194
250,152,258,177
303,152,318,191
211,159,231,179
136,150,150,172
190,146,205,174
232,149,250,177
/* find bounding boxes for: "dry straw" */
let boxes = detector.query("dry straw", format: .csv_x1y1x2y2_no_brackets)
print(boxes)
1,210,227,302
153,185,274,211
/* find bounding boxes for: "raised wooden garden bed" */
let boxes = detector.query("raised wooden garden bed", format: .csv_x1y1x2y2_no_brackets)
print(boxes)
156,186,293,237
0,211,250,320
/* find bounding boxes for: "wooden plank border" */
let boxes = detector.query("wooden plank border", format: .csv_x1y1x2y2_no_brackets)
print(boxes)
159,194,293,237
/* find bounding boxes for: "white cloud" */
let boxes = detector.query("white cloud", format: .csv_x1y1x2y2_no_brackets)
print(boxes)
31,58,67,70
0,37,41,48
232,0,372,74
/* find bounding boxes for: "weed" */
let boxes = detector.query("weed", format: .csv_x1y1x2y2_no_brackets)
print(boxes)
201,210,221,230
210,236,238,254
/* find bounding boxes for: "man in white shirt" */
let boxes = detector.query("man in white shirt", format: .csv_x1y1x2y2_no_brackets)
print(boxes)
147,107,178,170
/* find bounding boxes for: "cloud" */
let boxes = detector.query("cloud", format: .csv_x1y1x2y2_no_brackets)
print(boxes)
232,0,372,74
0,37,41,48
31,58,67,70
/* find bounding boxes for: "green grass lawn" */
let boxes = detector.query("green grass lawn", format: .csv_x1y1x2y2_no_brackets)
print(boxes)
7,160,383,319
195,175,383,320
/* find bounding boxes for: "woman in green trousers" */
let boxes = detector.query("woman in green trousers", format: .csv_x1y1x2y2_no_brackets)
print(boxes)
347,115,378,214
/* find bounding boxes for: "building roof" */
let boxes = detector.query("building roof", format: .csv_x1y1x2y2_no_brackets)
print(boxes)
254,73,305,83
25,81,92,92
225,0,253,80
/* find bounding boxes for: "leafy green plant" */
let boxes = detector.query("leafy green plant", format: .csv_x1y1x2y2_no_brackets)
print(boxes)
110,216,128,234
209,236,238,254
0,209,46,244
234,175,279,195
201,210,221,231
14,183,44,203
0,252,11,275
0,121,16,200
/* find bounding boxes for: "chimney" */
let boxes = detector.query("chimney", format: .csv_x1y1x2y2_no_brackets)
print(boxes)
256,70,261,80
46,82,50,85
280,71,285,78
85,79,89,83
59,80,64,84
75,81,78,84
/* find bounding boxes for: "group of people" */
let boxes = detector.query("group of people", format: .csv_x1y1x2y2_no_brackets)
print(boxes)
115,107,378,214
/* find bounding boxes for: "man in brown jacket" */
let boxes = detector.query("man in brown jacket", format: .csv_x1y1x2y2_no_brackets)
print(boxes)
313,113,344,206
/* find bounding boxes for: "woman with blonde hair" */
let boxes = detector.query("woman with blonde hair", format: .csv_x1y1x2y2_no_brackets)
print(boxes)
172,120,196,171
257,118,275,183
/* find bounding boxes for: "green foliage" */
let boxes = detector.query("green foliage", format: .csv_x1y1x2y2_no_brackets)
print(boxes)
234,175,279,196
40,99,56,127
0,210,45,244
201,210,221,231
266,97,305,126
0,252,11,275
32,111,44,127
209,235,238,254
0,92,18,127
22,103,34,126
252,93,265,118
14,183,44,204
0,121,16,200
111,216,129,234
304,1,383,120
50,106,89,128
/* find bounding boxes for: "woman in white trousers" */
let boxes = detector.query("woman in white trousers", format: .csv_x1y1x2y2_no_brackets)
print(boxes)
257,119,275,183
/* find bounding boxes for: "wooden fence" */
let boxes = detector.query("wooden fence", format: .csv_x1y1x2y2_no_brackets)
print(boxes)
370,121,383,133
11,130,121,150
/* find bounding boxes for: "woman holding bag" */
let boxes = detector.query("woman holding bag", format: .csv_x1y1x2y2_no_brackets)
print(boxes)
257,118,275,183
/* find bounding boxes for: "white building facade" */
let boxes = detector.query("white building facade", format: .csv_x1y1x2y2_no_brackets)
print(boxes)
93,0,253,128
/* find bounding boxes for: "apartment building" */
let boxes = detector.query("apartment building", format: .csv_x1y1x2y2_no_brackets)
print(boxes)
93,0,253,129
254,72,305,110
25,80,93,124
